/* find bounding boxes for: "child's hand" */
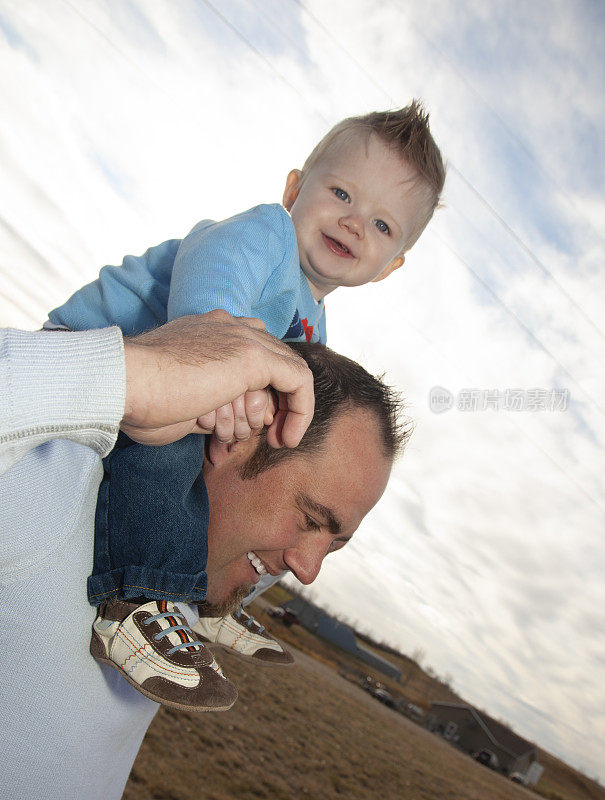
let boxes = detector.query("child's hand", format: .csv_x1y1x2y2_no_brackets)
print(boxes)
122,311,313,447
197,389,275,443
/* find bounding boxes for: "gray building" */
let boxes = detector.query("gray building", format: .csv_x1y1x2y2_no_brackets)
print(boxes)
425,702,541,781
282,596,402,680
355,641,402,681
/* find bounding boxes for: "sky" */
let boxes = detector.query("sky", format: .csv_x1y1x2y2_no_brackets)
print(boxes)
1,0,603,783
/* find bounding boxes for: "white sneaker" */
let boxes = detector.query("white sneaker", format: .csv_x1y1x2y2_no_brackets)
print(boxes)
193,605,295,666
90,599,238,711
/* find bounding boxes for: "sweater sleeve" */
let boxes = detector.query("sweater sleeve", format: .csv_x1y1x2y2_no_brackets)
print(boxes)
47,239,181,336
168,204,297,329
0,327,125,475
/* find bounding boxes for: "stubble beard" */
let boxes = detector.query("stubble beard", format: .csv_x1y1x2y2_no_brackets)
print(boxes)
198,583,253,617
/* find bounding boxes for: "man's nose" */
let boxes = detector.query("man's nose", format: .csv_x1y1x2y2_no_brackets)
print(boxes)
283,539,329,585
339,213,364,239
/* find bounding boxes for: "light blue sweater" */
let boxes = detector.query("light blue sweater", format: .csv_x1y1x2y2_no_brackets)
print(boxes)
49,204,327,344
0,327,157,800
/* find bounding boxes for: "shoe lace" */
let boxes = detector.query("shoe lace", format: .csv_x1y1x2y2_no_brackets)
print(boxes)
144,611,205,654
235,604,264,634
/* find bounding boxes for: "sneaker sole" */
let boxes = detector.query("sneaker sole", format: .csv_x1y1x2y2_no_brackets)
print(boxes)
208,639,296,667
91,636,237,712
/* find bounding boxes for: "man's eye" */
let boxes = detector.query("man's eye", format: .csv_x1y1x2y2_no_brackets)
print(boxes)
304,515,321,532
332,187,350,202
375,219,390,235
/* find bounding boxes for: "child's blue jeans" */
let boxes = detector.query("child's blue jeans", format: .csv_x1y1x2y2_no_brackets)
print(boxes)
87,433,209,607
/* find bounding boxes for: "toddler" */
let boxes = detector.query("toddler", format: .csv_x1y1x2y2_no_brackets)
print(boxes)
48,100,445,711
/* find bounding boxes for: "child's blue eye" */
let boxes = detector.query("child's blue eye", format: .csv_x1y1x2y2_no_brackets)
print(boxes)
332,188,350,202
375,219,390,235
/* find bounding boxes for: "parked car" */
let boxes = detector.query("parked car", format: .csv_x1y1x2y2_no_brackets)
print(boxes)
510,763,544,787
266,606,298,627
368,686,396,708
472,749,499,770
403,702,424,720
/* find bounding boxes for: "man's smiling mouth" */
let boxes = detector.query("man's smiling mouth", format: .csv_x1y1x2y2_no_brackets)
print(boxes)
247,551,268,576
322,233,353,258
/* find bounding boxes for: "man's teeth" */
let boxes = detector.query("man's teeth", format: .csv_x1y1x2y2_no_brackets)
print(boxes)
247,551,267,576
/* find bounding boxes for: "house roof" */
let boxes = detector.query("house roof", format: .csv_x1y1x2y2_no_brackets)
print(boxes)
431,702,537,759
355,642,402,679
283,597,401,678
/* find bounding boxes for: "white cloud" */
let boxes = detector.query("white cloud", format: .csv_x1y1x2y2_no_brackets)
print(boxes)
1,0,603,782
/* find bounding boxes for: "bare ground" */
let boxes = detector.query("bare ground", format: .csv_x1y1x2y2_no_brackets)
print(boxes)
122,640,579,800
123,596,604,800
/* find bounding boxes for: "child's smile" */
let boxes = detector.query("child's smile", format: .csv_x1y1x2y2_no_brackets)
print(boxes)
321,232,354,258
283,132,431,300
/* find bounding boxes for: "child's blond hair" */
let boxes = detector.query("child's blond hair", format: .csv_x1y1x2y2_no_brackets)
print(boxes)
301,100,445,251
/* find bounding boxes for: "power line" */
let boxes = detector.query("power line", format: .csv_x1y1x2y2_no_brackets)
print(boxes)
60,0,151,83
394,310,605,514
56,0,605,349
287,0,395,103
449,165,605,341
199,0,329,125
442,202,605,358
48,0,605,507
287,0,605,341
431,228,605,417
223,0,604,413
64,0,603,417
395,5,605,249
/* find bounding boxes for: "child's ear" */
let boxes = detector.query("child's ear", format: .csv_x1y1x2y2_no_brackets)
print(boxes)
372,255,404,283
283,169,302,211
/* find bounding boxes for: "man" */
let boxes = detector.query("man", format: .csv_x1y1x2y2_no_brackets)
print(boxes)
0,314,404,800
201,341,402,608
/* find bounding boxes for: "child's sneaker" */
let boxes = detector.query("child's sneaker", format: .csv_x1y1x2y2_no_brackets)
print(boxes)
193,605,295,666
90,599,238,712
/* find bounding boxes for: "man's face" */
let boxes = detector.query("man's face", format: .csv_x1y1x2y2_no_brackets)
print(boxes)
283,133,429,300
203,408,392,606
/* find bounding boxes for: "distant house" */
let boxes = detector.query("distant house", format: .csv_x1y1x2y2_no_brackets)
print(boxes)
425,702,542,783
281,596,402,681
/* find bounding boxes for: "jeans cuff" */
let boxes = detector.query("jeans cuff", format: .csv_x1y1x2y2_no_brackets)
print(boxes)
87,566,207,606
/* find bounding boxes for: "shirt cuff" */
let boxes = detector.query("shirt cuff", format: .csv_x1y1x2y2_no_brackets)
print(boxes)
0,327,126,470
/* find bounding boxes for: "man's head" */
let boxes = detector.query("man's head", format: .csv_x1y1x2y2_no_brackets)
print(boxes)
282,100,445,301
203,344,411,609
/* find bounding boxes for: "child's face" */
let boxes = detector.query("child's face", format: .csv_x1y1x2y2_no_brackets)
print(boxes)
283,133,428,300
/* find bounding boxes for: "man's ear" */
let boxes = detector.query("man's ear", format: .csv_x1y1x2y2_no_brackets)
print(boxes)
206,436,232,467
283,169,302,211
206,433,258,468
372,255,404,283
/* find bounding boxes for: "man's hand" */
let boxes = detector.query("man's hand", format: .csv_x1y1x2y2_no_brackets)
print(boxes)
121,311,313,447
